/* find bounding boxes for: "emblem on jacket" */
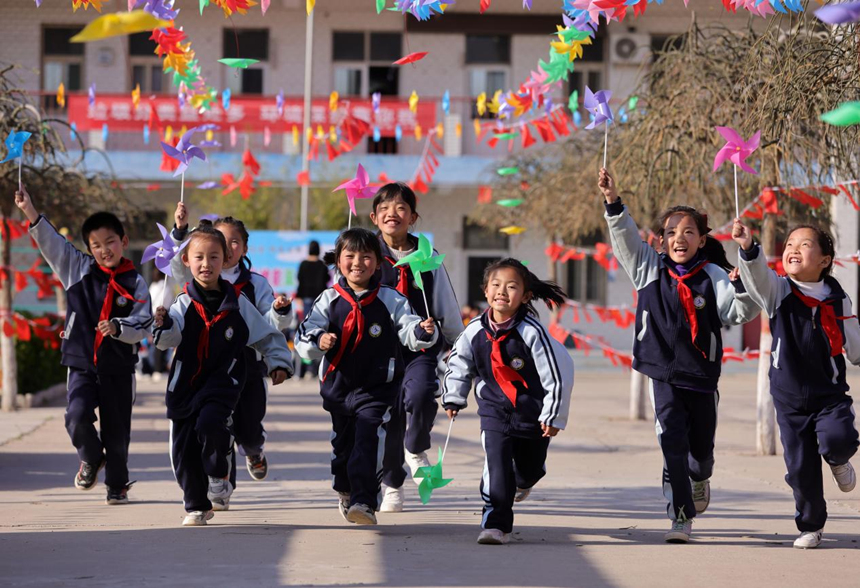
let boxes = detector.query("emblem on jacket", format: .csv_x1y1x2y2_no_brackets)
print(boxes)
369,323,382,337
116,296,129,307
225,327,234,341
693,295,706,310
511,357,525,371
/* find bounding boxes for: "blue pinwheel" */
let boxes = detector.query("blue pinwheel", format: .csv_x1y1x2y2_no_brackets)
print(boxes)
2,131,33,189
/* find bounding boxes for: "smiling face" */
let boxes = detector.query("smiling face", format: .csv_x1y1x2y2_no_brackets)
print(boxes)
87,228,128,269
484,267,531,322
183,236,225,290
338,247,378,291
370,195,418,241
216,223,247,270
783,228,832,282
660,213,706,265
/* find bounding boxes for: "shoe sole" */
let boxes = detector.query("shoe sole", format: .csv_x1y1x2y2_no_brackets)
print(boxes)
664,534,690,544
379,503,403,513
346,510,377,525
793,543,821,549
105,498,129,505
832,476,856,493
182,511,215,526
210,501,230,512
514,490,530,503
477,535,509,545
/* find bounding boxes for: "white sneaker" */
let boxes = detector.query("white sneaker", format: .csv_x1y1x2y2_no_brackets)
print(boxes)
793,530,823,549
664,518,692,543
346,503,378,525
182,510,214,526
514,487,531,503
692,479,711,514
210,497,230,511
208,476,232,511
830,462,856,492
405,450,431,483
337,492,351,522
379,484,404,513
477,529,510,545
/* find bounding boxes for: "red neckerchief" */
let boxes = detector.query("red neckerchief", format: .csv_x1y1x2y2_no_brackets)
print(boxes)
666,263,708,358
323,283,380,382
790,284,855,357
386,256,409,296
232,280,248,298
187,284,232,385
487,330,528,407
93,259,144,366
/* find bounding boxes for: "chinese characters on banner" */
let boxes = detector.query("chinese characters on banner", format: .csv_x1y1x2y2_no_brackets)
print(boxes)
67,95,436,138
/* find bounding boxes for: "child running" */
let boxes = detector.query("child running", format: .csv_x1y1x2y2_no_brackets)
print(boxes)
172,204,291,505
369,182,464,512
16,186,152,505
599,168,759,543
153,223,293,526
295,228,438,525
733,219,859,549
441,258,573,545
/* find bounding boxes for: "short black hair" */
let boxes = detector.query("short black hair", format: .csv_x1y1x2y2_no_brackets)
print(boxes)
187,220,229,259
81,212,125,248
214,216,252,269
308,239,320,256
322,228,382,266
372,182,419,217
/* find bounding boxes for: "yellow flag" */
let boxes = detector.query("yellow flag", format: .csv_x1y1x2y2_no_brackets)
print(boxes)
476,92,487,116
455,123,462,137
473,119,481,136
307,0,315,15
414,125,423,141
131,84,140,109
71,11,172,43
500,226,527,235
206,129,214,142
409,91,419,114
293,126,300,146
56,83,66,108
165,126,173,142
329,91,339,112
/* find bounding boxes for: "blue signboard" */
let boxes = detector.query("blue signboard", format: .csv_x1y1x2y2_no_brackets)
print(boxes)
246,231,340,293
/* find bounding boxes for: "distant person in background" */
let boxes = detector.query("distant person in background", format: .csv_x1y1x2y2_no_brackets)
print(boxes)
147,271,169,380
296,240,330,379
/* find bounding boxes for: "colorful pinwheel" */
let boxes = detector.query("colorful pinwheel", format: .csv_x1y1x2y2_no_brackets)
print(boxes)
393,233,445,316
333,164,379,228
713,126,760,218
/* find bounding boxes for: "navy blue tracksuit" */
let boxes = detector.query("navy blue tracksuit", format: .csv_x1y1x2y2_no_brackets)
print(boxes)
30,216,152,491
377,235,464,488
295,276,438,510
740,244,860,532
605,201,760,521
442,309,574,533
154,279,293,512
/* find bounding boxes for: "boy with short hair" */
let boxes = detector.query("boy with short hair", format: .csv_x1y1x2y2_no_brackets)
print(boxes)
16,187,152,505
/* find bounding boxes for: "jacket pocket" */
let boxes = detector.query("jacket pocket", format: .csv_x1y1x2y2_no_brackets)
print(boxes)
772,338,781,369
637,310,649,342
167,360,182,393
385,358,396,383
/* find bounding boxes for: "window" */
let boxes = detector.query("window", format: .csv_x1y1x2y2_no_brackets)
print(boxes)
463,219,509,250
222,29,269,94
369,33,402,62
129,32,169,93
42,27,84,109
333,32,365,61
466,35,510,119
568,69,604,101
465,35,510,64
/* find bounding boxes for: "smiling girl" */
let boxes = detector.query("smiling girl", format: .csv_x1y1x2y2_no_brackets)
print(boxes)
599,168,759,543
734,220,860,549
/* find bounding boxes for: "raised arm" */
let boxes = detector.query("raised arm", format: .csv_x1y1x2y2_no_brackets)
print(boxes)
737,244,790,318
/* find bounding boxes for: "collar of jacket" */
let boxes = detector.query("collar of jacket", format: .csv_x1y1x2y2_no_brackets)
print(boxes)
480,305,530,338
377,232,419,259
787,274,846,303
660,250,708,277
94,257,137,280
187,277,240,313
336,274,382,301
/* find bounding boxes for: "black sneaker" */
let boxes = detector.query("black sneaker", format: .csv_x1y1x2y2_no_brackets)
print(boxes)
74,458,105,491
106,481,135,505
246,453,268,481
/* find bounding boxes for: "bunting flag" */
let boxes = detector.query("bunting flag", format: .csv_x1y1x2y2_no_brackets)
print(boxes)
406,127,444,195
476,107,573,151
544,241,617,272
1,312,63,348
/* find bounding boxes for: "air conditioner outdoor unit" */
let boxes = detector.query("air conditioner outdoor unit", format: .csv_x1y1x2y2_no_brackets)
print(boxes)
610,34,651,65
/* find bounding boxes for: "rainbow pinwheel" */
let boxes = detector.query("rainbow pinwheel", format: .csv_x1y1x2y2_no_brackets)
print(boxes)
333,164,379,228
713,126,760,218
393,0,450,21
141,223,189,278
414,447,453,505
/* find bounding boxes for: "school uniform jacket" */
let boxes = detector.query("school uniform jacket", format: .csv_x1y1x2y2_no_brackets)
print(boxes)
294,276,438,410
30,215,152,374
153,278,293,420
739,244,860,408
441,308,574,438
377,234,464,356
605,201,759,391
170,227,291,332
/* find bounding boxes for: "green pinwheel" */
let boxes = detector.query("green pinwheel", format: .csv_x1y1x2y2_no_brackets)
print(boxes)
393,234,445,316
415,447,453,505
218,58,261,69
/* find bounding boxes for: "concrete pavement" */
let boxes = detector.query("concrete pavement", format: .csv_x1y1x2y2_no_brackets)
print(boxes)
1,364,859,587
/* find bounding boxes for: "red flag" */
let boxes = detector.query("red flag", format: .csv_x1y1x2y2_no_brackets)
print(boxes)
760,187,779,214
521,124,536,149
545,243,565,262
296,170,311,187
477,185,493,204
242,149,261,176
14,272,27,293
393,52,428,65
480,0,491,13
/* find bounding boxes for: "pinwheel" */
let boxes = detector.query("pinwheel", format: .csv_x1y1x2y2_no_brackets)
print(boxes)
442,90,450,115
816,1,860,24
713,126,760,219
131,0,180,20
820,102,860,127
333,164,379,229
276,89,285,116
584,86,613,168
551,26,593,62
372,92,381,113
142,223,190,307
1,131,32,190
393,0,450,21
409,91,419,114
393,233,445,316
414,418,455,504
161,127,207,202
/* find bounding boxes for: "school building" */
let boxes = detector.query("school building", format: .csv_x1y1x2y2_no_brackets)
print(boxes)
1,0,824,352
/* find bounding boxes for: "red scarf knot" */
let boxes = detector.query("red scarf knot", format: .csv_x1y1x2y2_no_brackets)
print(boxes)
791,284,855,357
188,285,232,385
667,263,708,358
487,330,528,407
323,283,380,382
386,256,409,296
93,259,144,365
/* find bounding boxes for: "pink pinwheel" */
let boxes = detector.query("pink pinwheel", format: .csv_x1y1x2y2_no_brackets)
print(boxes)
333,164,379,228
141,223,189,278
160,127,206,177
713,126,760,174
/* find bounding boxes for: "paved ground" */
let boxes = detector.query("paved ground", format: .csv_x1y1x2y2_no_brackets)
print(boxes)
1,363,859,588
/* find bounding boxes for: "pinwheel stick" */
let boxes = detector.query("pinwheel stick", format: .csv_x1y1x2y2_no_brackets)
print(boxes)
162,274,173,309
180,171,185,204
347,211,352,230
441,415,455,462
603,122,609,169
733,164,739,219
18,159,22,192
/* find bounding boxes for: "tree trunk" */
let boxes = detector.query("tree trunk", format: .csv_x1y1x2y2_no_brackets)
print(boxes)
1,217,17,412
756,212,777,455
629,369,649,420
